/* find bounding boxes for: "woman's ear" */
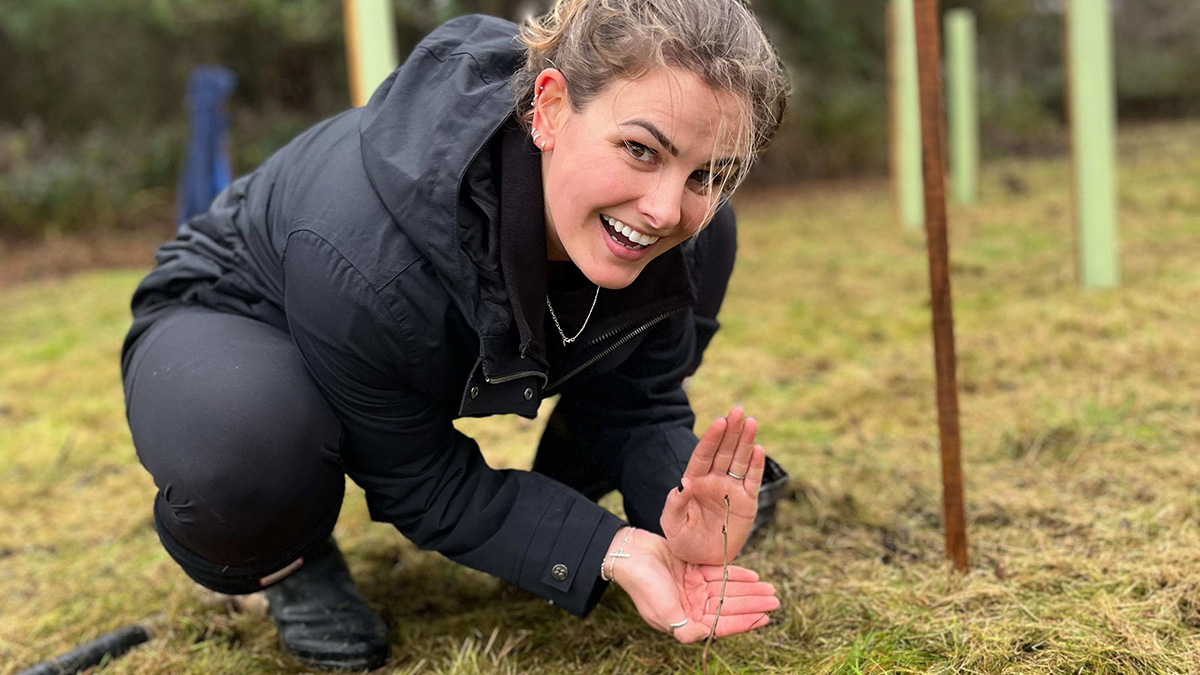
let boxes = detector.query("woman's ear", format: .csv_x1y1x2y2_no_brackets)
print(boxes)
531,68,569,152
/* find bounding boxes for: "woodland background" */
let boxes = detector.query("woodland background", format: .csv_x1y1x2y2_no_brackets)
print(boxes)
2,0,1198,238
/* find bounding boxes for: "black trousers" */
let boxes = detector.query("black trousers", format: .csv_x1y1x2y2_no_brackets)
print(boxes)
123,213,736,595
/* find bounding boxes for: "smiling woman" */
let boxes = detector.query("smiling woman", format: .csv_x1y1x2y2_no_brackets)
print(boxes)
516,0,787,289
118,0,789,670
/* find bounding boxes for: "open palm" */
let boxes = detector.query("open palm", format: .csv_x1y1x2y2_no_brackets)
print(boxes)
615,528,777,644
661,407,766,565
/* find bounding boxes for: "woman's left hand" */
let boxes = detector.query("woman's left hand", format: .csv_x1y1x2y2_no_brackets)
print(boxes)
660,407,765,565
612,527,778,644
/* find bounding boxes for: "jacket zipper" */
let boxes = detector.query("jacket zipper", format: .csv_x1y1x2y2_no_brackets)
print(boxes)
544,309,683,393
484,370,549,385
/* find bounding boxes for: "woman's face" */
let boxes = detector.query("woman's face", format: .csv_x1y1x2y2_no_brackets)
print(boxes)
534,67,744,289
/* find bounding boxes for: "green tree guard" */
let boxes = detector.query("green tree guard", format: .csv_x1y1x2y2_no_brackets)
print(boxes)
1066,0,1120,289
946,9,978,206
890,0,925,230
344,0,399,108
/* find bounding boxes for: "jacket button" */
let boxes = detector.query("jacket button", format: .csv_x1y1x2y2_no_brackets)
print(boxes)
524,387,534,401
469,386,479,399
551,563,568,581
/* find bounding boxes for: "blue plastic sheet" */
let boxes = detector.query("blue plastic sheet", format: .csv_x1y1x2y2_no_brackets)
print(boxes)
176,66,237,228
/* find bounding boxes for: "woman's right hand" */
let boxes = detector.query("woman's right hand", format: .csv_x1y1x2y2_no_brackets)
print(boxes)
608,527,779,644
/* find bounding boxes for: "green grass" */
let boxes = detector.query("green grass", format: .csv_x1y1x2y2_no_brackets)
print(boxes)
3,120,1200,674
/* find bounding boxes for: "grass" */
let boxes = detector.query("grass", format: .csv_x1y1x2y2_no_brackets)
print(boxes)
2,120,1200,674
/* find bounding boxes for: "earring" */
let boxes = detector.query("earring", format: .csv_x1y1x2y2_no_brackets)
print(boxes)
532,84,548,148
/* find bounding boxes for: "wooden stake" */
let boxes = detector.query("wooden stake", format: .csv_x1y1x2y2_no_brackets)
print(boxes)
913,0,968,572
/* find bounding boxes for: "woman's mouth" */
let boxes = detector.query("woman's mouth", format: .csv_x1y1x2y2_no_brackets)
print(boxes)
601,214,660,250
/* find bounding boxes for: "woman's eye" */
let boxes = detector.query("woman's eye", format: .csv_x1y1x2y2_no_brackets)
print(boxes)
624,141,656,163
690,170,721,192
693,170,733,195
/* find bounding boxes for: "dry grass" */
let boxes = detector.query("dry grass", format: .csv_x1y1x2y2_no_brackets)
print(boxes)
2,120,1200,674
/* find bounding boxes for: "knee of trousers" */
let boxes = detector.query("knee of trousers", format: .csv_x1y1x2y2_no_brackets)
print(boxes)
154,499,341,595
153,468,345,569
126,309,350,588
125,309,348,570
150,411,347,569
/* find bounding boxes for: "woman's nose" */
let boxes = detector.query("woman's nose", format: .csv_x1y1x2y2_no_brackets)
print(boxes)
638,182,684,232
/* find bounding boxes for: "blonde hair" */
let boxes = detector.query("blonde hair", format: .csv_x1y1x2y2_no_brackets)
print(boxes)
512,0,790,201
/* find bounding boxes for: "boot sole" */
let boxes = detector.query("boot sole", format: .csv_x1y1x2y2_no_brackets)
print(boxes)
283,643,390,672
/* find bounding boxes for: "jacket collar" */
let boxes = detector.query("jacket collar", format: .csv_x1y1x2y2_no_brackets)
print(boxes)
498,121,550,364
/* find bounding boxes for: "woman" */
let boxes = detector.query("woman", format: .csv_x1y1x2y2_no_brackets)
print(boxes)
121,0,790,669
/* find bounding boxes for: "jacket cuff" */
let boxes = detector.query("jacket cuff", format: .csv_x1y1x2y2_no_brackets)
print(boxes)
575,511,626,617
520,493,626,617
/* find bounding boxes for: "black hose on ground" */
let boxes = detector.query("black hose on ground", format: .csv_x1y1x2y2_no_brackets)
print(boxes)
15,625,151,675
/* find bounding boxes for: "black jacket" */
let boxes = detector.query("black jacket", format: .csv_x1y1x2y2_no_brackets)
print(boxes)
124,14,716,616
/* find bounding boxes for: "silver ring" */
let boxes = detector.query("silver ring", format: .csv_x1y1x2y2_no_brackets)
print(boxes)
727,470,746,480
668,618,688,629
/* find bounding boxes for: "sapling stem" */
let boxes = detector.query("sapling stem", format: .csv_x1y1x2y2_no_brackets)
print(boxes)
701,494,730,675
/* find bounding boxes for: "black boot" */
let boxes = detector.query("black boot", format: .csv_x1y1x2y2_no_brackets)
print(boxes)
264,538,389,671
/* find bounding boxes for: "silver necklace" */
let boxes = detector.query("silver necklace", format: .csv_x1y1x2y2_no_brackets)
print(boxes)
546,286,600,346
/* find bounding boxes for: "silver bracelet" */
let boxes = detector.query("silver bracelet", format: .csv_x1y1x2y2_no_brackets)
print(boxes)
605,526,635,583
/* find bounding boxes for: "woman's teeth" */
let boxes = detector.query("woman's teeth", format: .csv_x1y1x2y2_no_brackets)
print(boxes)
601,214,660,247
